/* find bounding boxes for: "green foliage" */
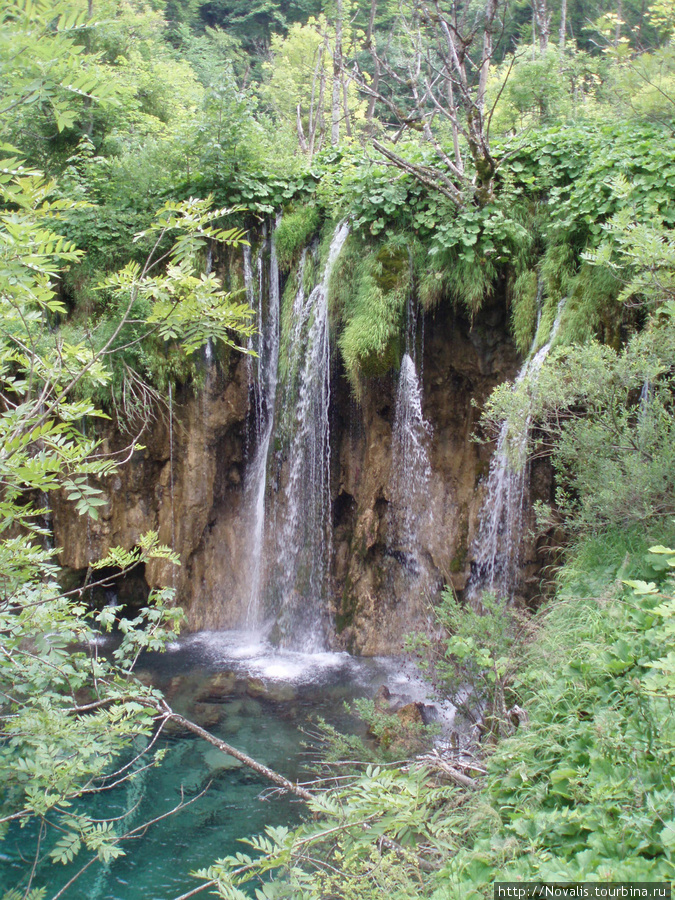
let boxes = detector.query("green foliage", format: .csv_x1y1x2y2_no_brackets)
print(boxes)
510,269,539,355
194,765,461,900
447,536,675,886
6,1,675,894
488,47,606,135
0,532,183,889
485,315,675,533
0,69,251,891
350,698,440,758
331,235,413,393
0,0,115,138
407,591,530,740
274,204,320,271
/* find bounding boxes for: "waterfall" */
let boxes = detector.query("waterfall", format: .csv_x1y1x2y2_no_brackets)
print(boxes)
202,246,214,499
389,273,433,575
468,299,566,600
273,221,350,651
244,217,281,628
390,354,432,564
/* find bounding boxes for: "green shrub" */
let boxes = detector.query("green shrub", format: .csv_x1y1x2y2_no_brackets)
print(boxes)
274,204,321,271
337,247,409,393
510,269,539,355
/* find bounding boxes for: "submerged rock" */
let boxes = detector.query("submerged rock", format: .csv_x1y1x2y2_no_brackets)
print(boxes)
203,745,243,771
245,677,266,698
196,671,237,701
192,702,224,729
222,715,244,735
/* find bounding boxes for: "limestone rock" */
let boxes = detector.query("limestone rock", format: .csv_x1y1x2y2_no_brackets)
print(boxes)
395,702,426,727
196,671,237,701
192,702,224,729
50,293,550,655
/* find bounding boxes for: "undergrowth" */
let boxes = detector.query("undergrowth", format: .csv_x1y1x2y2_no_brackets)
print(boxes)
443,527,675,891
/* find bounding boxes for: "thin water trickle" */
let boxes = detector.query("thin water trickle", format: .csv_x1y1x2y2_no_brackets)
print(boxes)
388,270,433,584
274,221,350,651
468,298,566,600
389,354,433,567
244,216,281,629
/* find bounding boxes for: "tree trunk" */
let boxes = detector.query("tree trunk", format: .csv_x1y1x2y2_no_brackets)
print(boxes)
447,75,463,172
331,0,343,147
559,0,567,52
366,59,380,132
308,41,326,159
166,711,314,801
342,73,352,138
365,0,379,132
533,0,550,52
615,0,623,46
297,103,309,153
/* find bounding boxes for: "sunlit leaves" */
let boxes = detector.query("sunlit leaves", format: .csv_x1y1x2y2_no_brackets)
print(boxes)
0,0,115,135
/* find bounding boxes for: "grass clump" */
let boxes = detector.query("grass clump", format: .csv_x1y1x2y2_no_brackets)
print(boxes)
274,205,321,272
331,236,412,395
510,269,539,355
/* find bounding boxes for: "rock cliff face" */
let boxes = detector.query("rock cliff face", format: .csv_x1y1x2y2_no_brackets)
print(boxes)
51,352,252,629
52,295,546,654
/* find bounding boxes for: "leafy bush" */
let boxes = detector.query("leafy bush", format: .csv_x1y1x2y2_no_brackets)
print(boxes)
408,591,531,740
446,536,675,887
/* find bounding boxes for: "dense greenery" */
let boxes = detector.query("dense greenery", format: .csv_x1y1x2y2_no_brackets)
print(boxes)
2,0,675,896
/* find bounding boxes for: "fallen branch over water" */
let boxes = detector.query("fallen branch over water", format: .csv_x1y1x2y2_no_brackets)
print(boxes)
161,707,314,802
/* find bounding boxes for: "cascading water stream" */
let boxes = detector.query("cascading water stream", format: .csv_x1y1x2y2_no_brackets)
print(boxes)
244,217,281,628
389,355,432,565
273,221,350,651
468,298,567,600
389,277,433,576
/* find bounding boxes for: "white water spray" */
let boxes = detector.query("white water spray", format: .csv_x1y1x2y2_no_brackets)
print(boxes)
388,258,433,582
389,353,433,566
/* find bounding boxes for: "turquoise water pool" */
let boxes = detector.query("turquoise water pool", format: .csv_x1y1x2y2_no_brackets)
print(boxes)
0,632,439,899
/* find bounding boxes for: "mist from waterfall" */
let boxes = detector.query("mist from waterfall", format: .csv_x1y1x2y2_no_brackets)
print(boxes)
243,217,281,628
273,221,350,651
468,298,566,600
